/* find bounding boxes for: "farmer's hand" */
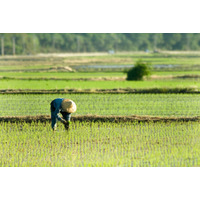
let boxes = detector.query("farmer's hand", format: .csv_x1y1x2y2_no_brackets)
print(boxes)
60,118,67,124
64,121,70,130
60,119,70,130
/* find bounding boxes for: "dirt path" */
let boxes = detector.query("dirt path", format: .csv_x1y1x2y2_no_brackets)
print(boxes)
0,76,125,81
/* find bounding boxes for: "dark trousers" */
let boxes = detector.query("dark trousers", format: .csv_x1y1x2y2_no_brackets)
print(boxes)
50,102,71,129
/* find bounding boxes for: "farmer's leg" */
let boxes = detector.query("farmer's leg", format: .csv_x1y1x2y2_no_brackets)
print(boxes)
50,102,57,130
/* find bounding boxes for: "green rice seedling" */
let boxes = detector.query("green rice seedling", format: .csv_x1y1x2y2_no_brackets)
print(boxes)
0,79,200,90
1,93,200,117
0,121,200,167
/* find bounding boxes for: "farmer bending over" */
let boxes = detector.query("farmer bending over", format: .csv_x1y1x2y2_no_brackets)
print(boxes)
50,98,77,131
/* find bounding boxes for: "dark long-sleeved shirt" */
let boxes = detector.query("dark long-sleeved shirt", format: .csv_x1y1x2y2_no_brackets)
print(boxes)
50,98,71,129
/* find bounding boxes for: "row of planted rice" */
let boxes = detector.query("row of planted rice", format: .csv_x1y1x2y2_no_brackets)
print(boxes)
0,121,199,167
1,93,200,117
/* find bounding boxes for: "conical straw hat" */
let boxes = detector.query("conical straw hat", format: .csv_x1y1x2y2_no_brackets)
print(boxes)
61,99,77,113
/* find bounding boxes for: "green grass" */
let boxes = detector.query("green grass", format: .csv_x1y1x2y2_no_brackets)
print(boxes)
153,71,200,76
0,72,125,78
0,121,199,167
1,71,200,81
0,65,53,70
1,94,200,117
0,79,199,90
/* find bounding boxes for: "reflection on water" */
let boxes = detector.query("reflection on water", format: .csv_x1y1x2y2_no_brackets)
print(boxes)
154,64,179,68
75,64,179,69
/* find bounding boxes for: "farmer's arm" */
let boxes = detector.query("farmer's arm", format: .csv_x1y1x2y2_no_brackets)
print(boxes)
53,108,66,122
61,112,71,121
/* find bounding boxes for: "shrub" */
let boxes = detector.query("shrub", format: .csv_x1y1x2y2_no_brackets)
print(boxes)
126,60,151,81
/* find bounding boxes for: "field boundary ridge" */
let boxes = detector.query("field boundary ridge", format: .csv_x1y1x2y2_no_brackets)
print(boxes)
0,88,200,94
1,115,200,123
1,75,200,81
0,76,124,81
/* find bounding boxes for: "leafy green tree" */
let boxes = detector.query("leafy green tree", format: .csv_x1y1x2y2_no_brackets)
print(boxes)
162,33,182,50
126,60,151,81
3,33,200,55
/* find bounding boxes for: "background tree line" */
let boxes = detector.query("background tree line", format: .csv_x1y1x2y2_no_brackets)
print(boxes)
1,33,200,55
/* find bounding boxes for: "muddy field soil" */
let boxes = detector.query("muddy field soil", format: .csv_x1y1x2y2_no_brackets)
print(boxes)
0,87,199,94
1,115,200,123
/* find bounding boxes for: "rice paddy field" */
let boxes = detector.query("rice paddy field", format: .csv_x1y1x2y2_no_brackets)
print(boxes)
1,121,200,167
2,70,200,78
1,94,200,117
1,52,200,167
1,79,200,90
0,72,125,79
